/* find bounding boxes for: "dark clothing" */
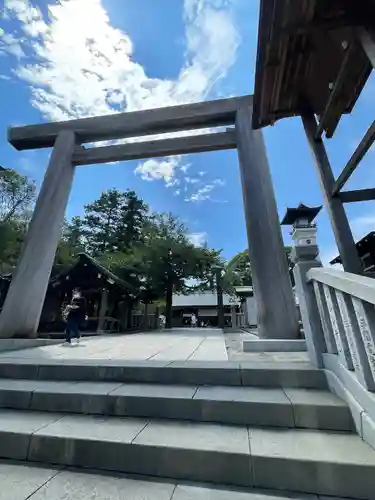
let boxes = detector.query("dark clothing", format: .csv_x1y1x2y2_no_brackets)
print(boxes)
65,296,87,343
67,296,87,323
65,317,80,343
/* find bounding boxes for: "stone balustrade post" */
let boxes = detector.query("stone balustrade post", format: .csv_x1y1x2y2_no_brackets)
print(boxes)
292,244,326,367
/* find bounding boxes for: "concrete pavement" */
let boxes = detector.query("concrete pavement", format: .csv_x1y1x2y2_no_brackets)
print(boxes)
0,328,310,363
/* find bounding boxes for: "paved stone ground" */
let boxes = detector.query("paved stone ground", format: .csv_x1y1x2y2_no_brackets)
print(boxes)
0,460,329,499
0,328,229,362
224,332,310,363
0,328,310,363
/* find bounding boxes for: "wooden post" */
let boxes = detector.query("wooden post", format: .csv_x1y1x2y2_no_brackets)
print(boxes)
230,304,237,329
236,106,300,339
143,302,149,330
0,130,76,338
165,282,173,329
301,113,362,274
215,268,225,329
97,288,108,332
358,28,375,69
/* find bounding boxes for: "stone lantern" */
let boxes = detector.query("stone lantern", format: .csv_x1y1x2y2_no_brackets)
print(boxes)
281,203,322,263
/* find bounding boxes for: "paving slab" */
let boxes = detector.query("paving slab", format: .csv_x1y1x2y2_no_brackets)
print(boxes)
132,420,252,486
188,338,228,361
0,409,63,434
150,338,205,361
0,330,229,363
0,462,59,500
134,420,250,454
283,388,352,430
0,409,63,459
29,381,122,414
29,414,149,469
110,383,197,399
240,364,327,389
193,386,293,426
33,413,148,442
249,427,375,498
194,386,289,404
172,484,317,499
29,469,175,500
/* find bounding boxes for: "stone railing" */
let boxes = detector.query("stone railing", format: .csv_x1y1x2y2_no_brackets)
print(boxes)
307,267,375,391
131,313,157,330
235,313,246,328
294,258,375,450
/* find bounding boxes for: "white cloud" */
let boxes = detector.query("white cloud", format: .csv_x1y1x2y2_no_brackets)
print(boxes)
319,244,339,267
188,231,208,246
187,178,226,202
185,176,200,184
4,0,240,184
0,32,25,58
135,157,180,183
350,214,375,241
187,184,215,202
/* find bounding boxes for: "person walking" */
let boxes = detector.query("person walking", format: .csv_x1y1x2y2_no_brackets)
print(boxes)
63,290,87,345
191,313,197,328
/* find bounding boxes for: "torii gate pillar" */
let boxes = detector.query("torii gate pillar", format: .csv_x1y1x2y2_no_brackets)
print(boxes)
236,106,300,339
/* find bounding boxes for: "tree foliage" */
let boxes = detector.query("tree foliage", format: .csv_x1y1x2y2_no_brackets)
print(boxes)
103,213,221,327
1,176,296,329
81,189,148,255
222,246,294,293
0,169,35,223
0,170,36,273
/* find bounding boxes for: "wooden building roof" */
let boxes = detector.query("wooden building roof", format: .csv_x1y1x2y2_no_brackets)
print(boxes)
330,231,375,265
253,0,373,134
50,253,139,296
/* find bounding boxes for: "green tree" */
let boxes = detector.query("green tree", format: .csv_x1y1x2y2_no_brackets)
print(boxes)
53,217,86,276
0,169,35,223
127,213,221,328
105,213,221,328
82,189,148,255
223,246,294,292
0,170,35,273
224,249,253,290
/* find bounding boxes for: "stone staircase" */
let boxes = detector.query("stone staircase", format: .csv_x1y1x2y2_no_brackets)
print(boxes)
0,358,374,499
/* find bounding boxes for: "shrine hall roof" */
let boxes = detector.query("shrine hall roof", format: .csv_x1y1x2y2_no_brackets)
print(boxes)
253,0,372,134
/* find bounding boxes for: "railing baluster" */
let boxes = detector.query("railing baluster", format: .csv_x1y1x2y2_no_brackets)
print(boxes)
336,291,375,389
351,298,375,387
323,284,353,369
313,281,337,353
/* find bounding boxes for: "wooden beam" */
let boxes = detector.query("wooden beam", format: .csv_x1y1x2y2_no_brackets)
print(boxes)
315,43,357,139
301,112,362,274
8,95,252,151
358,27,375,68
339,188,375,203
332,120,375,196
72,130,237,166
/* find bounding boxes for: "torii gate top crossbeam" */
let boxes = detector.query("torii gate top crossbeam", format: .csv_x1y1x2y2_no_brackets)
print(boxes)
8,95,252,151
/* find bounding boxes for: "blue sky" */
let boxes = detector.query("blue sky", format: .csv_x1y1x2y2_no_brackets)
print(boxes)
0,0,374,263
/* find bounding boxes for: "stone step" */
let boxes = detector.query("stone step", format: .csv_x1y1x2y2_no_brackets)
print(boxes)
0,379,352,431
0,409,373,499
0,461,336,500
0,359,328,389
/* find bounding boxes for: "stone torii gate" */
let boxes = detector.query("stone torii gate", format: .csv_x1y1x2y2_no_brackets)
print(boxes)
0,95,300,340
